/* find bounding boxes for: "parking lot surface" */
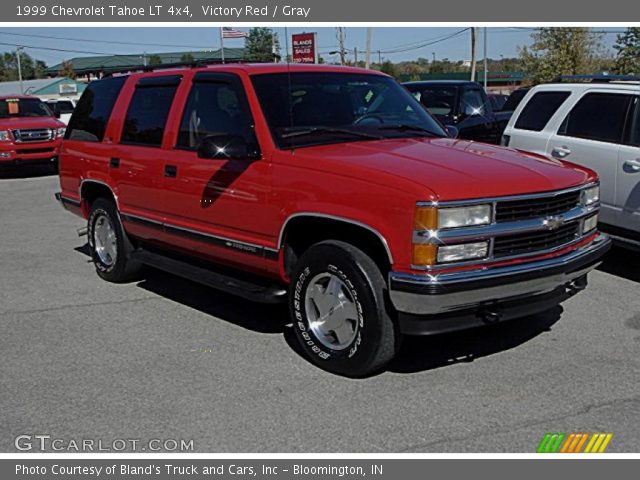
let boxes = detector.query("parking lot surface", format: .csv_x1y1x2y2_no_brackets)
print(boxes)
1,172,639,452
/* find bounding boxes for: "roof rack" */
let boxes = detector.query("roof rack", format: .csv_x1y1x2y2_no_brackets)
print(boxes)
550,74,640,83
102,58,245,78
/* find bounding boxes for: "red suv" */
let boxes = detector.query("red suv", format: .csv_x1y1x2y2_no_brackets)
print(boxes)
0,95,65,169
56,64,610,376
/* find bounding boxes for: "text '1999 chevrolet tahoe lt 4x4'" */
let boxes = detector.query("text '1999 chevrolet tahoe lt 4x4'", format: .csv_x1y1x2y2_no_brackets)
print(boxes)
56,64,611,376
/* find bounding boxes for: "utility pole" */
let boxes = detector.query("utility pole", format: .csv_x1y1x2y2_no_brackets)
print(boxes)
354,47,358,66
365,27,372,69
16,46,24,95
483,27,488,90
142,52,147,67
378,50,381,65
336,27,346,66
470,28,477,82
432,52,436,63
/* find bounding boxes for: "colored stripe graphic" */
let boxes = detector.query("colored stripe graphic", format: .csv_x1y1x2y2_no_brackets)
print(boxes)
537,433,613,453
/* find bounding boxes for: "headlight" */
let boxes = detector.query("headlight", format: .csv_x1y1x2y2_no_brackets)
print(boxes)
437,241,489,263
582,214,598,234
581,185,599,206
0,130,11,142
56,127,66,138
438,204,492,229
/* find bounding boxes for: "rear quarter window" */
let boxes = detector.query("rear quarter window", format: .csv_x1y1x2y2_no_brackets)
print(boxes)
65,76,126,142
514,91,571,131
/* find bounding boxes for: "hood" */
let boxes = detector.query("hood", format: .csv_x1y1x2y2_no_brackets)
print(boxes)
292,138,596,201
0,116,65,130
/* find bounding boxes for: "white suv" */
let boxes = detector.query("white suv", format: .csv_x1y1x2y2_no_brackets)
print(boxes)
502,78,640,249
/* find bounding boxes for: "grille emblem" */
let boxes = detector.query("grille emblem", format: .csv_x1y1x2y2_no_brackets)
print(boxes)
544,215,565,231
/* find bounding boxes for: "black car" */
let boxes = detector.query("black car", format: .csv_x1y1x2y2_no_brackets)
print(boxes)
403,80,514,144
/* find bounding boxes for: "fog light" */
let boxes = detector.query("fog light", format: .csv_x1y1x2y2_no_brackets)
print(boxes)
582,214,598,234
437,241,489,263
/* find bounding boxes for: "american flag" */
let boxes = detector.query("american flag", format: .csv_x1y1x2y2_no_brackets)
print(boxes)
221,27,247,39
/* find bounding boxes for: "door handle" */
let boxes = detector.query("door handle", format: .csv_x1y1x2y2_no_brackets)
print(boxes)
164,165,177,178
624,159,640,172
551,146,572,159
109,157,120,168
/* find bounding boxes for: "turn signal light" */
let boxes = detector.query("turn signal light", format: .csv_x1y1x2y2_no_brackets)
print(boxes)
412,244,437,266
414,206,438,230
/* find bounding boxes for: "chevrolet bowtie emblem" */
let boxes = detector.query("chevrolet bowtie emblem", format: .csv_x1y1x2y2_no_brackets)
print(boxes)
544,216,565,230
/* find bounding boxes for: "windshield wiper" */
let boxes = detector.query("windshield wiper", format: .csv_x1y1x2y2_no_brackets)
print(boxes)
281,126,383,140
377,124,442,137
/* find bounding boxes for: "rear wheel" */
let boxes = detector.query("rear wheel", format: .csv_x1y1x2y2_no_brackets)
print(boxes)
87,198,142,283
289,240,399,377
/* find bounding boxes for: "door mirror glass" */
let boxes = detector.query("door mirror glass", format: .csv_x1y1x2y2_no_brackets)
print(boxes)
197,134,260,160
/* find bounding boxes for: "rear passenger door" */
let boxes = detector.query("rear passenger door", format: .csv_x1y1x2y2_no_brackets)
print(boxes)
110,75,183,240
546,91,634,226
617,95,640,233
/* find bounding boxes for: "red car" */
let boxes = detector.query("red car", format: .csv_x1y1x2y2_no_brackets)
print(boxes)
0,95,65,169
56,64,610,376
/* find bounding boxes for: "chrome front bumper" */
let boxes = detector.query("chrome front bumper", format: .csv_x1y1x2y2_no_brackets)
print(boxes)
389,233,611,316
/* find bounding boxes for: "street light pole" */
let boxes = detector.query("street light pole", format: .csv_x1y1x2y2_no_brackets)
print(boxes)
16,46,24,95
483,27,488,90
365,27,372,69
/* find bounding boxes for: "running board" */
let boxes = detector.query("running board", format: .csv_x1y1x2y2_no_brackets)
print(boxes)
131,249,287,304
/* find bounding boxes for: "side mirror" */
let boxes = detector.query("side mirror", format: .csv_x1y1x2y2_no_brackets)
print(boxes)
53,110,61,118
197,135,261,161
445,125,459,139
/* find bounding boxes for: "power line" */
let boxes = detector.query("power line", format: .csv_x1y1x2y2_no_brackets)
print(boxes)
380,28,470,54
0,30,217,49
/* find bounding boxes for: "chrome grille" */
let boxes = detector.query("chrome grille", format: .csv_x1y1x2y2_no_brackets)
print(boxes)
492,222,581,258
12,128,54,143
495,190,581,222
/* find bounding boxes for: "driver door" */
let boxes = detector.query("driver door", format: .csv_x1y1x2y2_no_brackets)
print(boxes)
160,72,275,271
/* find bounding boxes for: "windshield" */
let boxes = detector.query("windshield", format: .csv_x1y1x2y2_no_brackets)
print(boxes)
251,72,446,149
0,98,53,118
407,85,458,117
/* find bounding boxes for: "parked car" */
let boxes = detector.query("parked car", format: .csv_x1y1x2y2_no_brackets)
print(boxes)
501,87,531,113
0,95,65,170
403,80,514,144
488,93,508,111
45,97,77,125
56,64,610,376
502,76,640,250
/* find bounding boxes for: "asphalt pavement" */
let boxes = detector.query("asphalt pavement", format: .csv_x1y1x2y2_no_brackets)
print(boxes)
1,170,639,453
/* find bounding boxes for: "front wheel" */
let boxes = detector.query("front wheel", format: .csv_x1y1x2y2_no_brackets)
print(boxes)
289,240,399,377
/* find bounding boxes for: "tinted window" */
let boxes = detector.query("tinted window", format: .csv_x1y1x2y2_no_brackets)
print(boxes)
627,98,640,147
501,88,529,112
252,73,446,149
66,76,126,142
177,76,254,150
460,88,485,116
409,85,457,116
559,93,632,144
0,98,52,118
120,77,180,147
514,91,570,131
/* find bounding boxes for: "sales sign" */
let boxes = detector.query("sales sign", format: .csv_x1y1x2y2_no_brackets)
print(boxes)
292,32,317,64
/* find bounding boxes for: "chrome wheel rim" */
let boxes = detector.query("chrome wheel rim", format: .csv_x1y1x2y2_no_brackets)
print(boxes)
93,214,117,267
304,272,359,350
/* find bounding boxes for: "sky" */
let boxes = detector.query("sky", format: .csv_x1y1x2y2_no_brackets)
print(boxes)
0,27,624,68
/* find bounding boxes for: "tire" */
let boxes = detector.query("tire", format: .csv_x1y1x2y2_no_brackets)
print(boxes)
87,198,142,283
289,240,399,377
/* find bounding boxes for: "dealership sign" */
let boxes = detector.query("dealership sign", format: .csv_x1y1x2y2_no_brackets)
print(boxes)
291,32,317,64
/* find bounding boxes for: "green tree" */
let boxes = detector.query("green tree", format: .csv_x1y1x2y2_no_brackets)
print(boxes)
519,28,604,83
379,60,398,78
613,27,640,74
0,50,48,81
244,27,280,63
58,61,74,78
147,54,162,66
180,53,195,64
